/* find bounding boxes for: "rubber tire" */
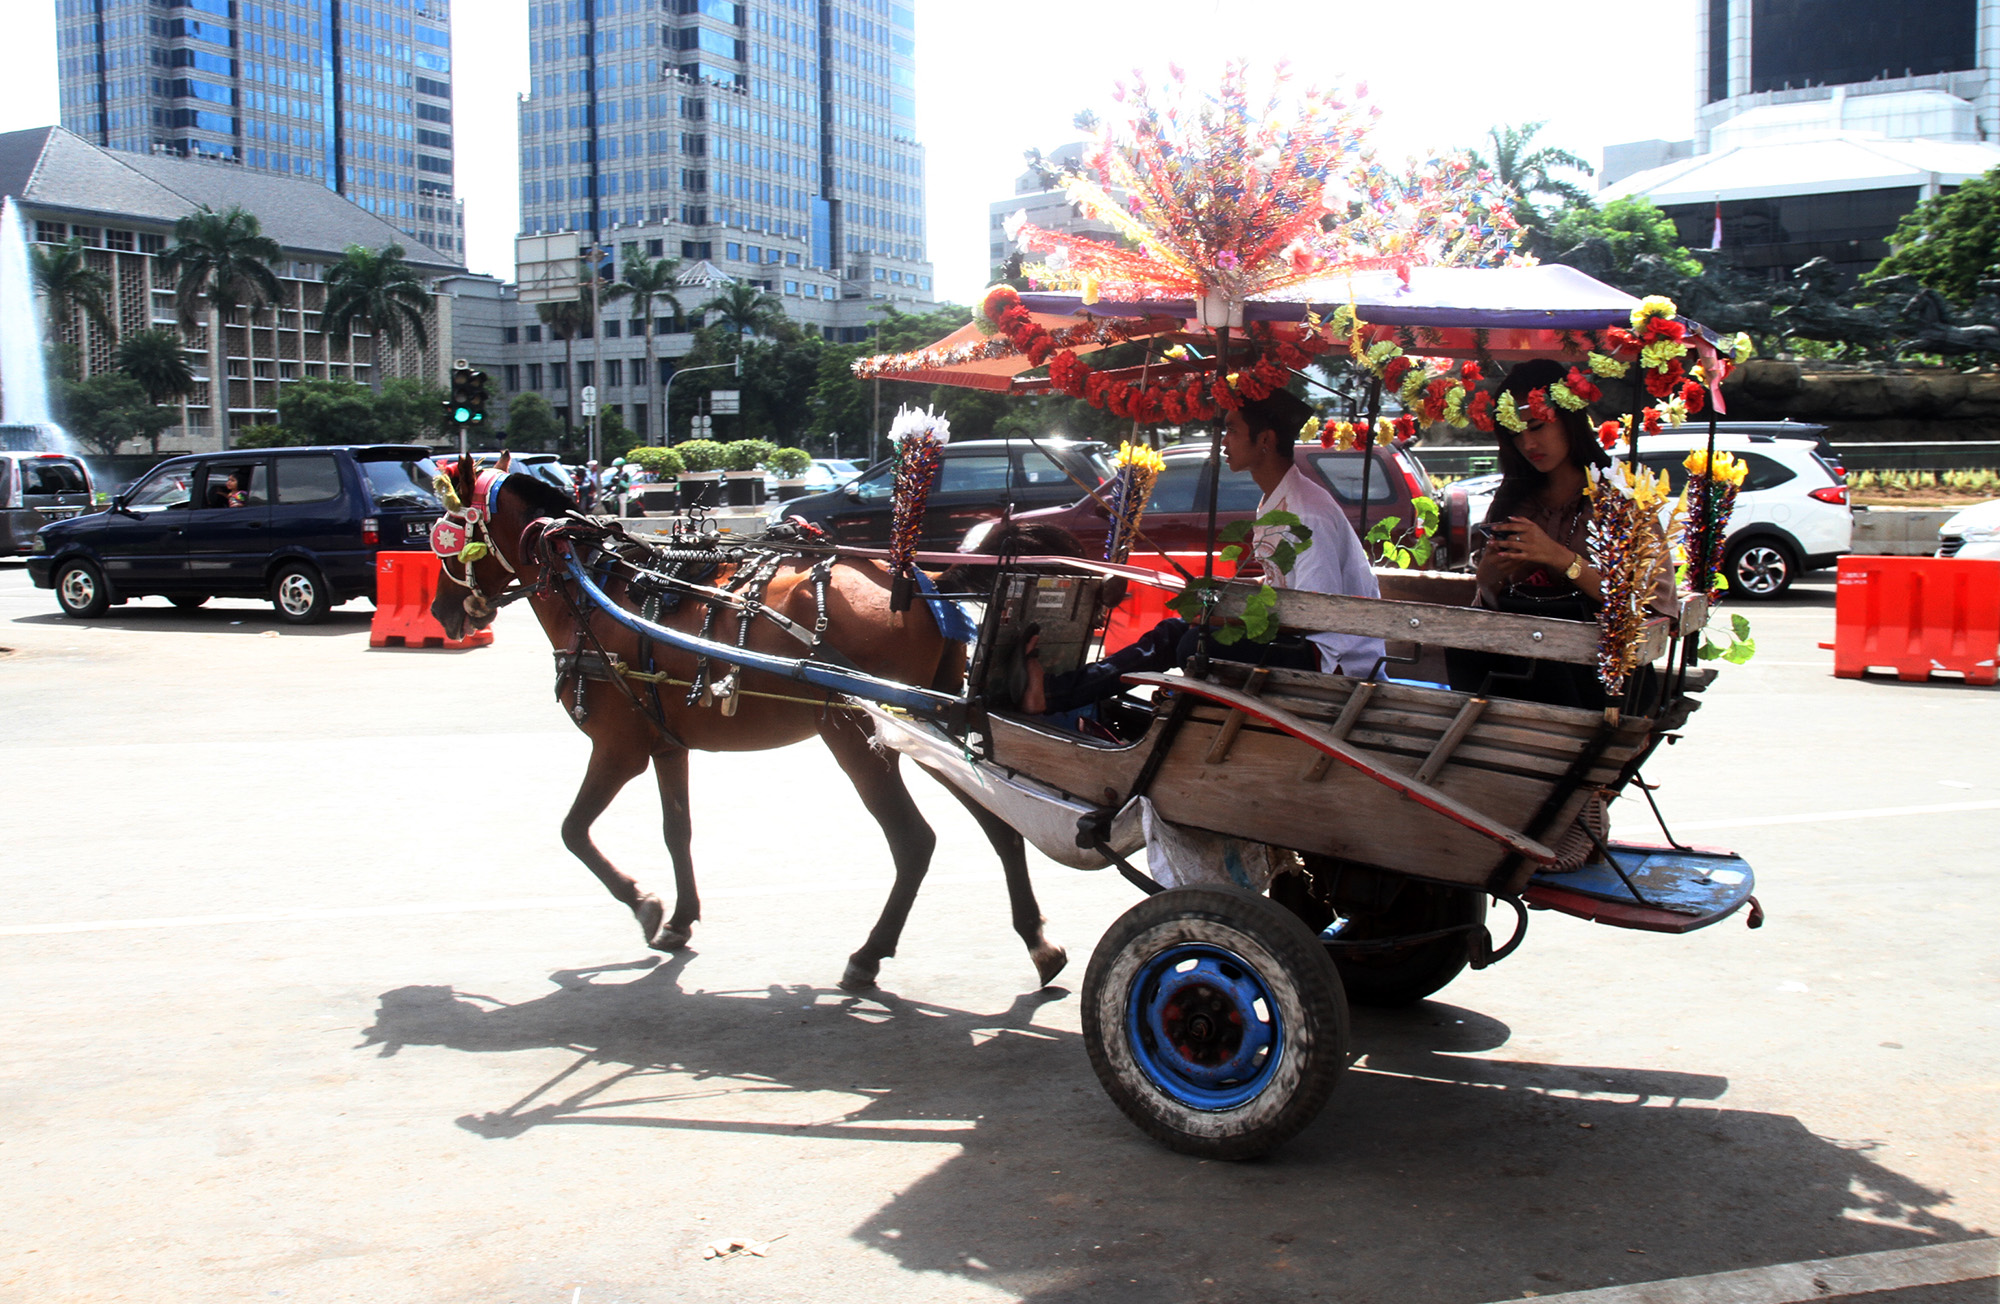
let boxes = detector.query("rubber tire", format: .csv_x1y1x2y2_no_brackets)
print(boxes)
1082,885,1349,1161
55,559,110,619
1724,536,1797,600
270,562,331,624
168,594,209,610
1328,884,1488,1008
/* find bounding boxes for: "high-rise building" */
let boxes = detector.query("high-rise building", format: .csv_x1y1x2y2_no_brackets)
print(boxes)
514,0,932,346
54,0,464,257
1601,0,2000,284
986,141,1125,281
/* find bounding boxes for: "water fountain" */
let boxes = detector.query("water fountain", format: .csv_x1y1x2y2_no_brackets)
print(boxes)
0,194,66,451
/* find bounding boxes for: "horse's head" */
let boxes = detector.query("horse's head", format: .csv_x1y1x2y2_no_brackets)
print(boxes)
430,450,526,641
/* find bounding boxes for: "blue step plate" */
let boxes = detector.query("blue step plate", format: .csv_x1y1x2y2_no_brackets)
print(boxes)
1524,842,1759,934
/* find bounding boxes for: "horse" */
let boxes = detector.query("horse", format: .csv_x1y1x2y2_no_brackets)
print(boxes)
426,452,1065,992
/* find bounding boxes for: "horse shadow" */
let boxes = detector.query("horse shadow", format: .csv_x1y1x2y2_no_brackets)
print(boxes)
361,962,1988,1303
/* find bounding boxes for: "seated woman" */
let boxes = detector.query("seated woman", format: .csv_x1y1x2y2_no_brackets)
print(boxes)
1447,358,1676,709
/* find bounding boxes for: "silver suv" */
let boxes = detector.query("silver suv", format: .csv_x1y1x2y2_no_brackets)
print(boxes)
2,452,95,555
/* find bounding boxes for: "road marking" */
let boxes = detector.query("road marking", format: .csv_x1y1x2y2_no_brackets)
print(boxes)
1500,1237,1997,1303
0,873,998,938
1675,799,2000,832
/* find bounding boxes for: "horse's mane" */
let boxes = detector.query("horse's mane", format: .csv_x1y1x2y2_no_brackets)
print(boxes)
504,470,579,519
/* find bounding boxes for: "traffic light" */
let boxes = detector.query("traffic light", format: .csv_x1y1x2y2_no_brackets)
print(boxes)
465,369,488,425
447,363,475,426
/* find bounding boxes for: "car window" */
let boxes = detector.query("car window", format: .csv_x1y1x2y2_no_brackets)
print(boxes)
127,465,195,512
1639,453,1692,495
1304,451,1395,503
22,458,88,495
851,464,894,502
1738,451,1796,492
1215,465,1265,512
274,455,344,505
1013,449,1076,490
198,459,269,508
1145,460,1205,513
363,459,444,510
935,454,1011,495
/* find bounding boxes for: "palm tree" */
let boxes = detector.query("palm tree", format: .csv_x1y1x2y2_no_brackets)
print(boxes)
161,205,281,449
30,237,115,352
698,280,787,338
1469,122,1597,234
321,243,434,392
537,298,591,444
115,328,198,454
615,251,683,445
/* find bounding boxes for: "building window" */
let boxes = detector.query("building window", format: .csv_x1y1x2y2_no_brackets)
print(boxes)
681,240,711,257
504,326,520,344
549,361,566,389
784,280,798,294
527,324,543,342
107,229,135,252
646,239,664,256
527,363,543,390
604,319,621,338
747,244,762,262
35,221,65,243
504,365,521,390
726,241,742,259
578,361,594,387
873,267,885,280
605,359,623,387
139,233,165,254
786,252,799,267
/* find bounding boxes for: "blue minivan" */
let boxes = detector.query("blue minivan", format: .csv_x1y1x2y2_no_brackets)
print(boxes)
27,444,444,624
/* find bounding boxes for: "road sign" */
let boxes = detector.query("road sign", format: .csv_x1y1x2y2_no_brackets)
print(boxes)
515,233,583,304
691,414,712,436
710,389,741,415
581,384,598,417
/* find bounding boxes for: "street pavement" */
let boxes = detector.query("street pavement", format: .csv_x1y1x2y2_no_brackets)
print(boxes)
0,561,1995,1304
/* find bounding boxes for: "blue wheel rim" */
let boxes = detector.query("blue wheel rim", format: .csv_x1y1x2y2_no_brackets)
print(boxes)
1125,943,1283,1111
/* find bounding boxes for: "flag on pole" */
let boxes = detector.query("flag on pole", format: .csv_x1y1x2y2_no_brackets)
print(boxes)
1710,198,1723,251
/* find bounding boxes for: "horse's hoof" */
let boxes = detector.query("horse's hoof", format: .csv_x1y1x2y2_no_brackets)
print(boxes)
634,894,666,946
838,958,879,992
649,925,692,953
1032,943,1069,988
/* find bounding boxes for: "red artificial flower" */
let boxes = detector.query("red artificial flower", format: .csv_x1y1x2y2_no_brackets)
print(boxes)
1161,390,1186,424
1276,342,1308,369
1526,388,1556,423
1027,336,1054,366
1645,317,1686,342
1563,367,1602,406
1319,422,1336,449
1392,414,1418,442
1467,391,1495,432
1253,356,1288,387
1605,327,1640,352
1597,420,1622,450
1049,350,1085,394
1460,361,1483,383
1680,379,1707,414
1641,407,1664,435
1644,367,1677,398
1382,355,1414,388
1211,375,1243,411
981,284,1022,324
1237,371,1272,402
1185,382,1215,421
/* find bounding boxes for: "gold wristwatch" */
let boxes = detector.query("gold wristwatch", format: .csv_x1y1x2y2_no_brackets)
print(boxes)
1564,552,1585,581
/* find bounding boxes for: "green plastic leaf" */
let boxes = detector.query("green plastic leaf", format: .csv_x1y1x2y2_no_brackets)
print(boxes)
1699,639,1724,662
1731,612,1752,640
1217,519,1255,545
1219,544,1244,564
1722,637,1757,664
1211,625,1246,645
1239,583,1282,642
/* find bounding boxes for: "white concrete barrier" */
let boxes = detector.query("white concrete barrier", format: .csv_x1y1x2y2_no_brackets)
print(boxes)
1850,507,1955,556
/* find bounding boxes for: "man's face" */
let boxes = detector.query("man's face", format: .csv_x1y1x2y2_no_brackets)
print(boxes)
1222,411,1264,473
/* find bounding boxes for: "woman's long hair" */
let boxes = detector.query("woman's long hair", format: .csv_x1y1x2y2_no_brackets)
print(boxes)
1487,358,1611,522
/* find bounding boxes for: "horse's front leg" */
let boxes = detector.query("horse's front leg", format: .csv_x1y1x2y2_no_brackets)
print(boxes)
563,732,673,950
820,713,935,990
650,744,699,949
930,774,1067,988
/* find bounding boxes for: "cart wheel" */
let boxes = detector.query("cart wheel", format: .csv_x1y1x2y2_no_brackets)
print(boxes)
1328,883,1487,1008
1082,885,1348,1160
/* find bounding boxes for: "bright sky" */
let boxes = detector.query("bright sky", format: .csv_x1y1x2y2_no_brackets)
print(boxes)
2,1,1699,304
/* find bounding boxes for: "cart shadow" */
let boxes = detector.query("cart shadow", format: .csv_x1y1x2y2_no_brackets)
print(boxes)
9,604,373,636
360,959,1983,1304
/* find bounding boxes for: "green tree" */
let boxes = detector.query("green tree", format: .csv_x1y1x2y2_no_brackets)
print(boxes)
321,243,434,391
113,328,197,454
273,378,389,444
698,280,789,338
616,249,683,444
1865,166,2000,304
536,298,589,441
1469,122,1596,235
1541,196,1703,293
375,376,450,443
29,236,114,346
503,391,564,451
598,405,640,461
53,373,177,456
160,205,281,449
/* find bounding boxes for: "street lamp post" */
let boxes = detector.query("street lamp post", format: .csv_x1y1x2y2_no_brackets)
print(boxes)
658,354,741,445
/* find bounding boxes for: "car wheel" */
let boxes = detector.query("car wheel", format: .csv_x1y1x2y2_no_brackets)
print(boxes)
1725,536,1797,600
168,594,208,610
270,562,331,624
55,559,110,619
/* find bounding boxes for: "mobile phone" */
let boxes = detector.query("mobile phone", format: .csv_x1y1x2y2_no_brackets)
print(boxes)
1471,522,1499,545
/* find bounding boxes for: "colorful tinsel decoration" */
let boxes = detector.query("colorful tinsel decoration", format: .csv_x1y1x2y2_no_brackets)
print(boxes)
1586,461,1673,698
1008,63,1525,310
1102,441,1167,562
886,405,950,589
1678,449,1750,599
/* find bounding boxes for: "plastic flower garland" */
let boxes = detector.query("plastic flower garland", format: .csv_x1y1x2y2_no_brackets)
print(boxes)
1677,448,1750,599
1586,461,1673,697
850,309,1180,383
886,405,950,591
1006,63,1523,311
1102,441,1167,563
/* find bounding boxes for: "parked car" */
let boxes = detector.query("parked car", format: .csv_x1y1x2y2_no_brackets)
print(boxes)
765,457,861,500
1938,498,2000,561
979,439,1442,565
469,451,577,497
777,438,1115,549
27,444,445,624
1444,431,1849,598
3,451,95,555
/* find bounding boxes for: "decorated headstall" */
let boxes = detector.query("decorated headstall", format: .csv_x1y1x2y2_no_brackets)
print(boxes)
431,460,517,619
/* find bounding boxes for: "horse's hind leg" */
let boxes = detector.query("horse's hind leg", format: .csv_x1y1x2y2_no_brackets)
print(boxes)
562,734,671,950
650,744,699,949
932,777,1067,987
820,714,935,991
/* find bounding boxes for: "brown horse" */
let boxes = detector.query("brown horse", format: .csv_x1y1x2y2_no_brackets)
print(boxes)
428,453,1064,991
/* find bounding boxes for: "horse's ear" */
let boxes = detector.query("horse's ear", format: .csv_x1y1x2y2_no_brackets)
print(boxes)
453,451,477,504
495,450,513,473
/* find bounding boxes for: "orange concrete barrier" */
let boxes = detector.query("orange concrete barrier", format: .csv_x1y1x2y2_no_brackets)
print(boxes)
369,550,494,650
1833,555,1999,685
